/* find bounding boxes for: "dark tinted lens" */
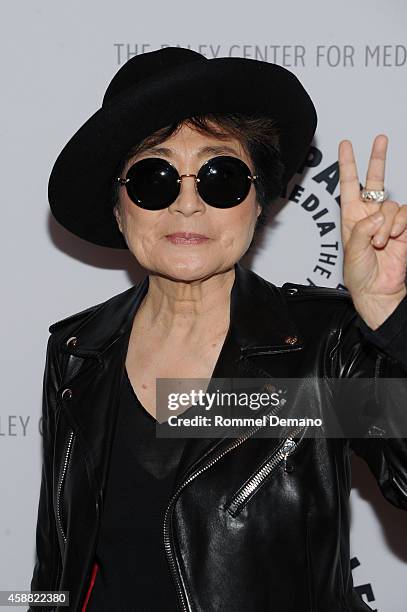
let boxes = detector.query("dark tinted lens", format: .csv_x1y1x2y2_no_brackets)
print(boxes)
125,158,179,210
197,156,253,208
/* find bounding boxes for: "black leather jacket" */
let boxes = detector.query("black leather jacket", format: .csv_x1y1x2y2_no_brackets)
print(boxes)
29,262,407,612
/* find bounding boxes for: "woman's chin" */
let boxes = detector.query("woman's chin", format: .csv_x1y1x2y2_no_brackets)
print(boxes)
154,253,217,282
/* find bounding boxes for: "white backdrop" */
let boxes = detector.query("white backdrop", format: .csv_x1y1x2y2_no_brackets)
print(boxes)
1,1,407,610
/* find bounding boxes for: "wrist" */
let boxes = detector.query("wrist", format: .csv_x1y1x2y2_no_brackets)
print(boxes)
353,287,407,330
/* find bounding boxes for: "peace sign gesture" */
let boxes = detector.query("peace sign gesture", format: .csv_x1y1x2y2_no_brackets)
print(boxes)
338,134,407,329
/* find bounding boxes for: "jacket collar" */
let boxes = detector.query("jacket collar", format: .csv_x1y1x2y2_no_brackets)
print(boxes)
56,261,304,359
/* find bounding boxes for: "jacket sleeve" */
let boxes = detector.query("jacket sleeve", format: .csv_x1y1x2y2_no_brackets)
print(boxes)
332,292,407,510
29,333,62,609
353,292,407,374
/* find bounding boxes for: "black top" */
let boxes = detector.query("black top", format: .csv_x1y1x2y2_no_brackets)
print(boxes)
87,366,187,612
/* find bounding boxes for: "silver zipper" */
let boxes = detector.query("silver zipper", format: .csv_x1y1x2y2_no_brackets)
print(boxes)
225,426,304,517
56,430,74,544
163,404,291,612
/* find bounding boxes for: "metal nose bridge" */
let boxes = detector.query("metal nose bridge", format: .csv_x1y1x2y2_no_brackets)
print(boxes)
177,173,201,183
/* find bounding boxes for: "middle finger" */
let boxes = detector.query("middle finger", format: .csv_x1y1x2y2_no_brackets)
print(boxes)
365,134,388,191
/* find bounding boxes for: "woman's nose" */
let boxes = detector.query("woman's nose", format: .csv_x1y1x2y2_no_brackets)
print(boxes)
169,174,205,214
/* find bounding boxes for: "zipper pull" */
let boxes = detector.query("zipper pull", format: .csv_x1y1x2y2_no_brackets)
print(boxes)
282,439,296,473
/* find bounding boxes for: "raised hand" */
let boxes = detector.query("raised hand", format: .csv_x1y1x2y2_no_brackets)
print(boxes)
338,134,407,329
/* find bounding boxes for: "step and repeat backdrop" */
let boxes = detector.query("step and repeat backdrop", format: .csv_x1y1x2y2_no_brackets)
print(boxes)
1,1,407,610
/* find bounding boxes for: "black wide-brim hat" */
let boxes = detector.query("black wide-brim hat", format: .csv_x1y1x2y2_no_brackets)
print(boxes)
48,47,317,249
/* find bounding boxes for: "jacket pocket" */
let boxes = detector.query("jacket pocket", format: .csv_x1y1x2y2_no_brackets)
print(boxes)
224,425,306,517
56,429,75,544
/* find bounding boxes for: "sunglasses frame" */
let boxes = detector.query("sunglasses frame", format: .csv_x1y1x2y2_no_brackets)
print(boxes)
116,155,258,209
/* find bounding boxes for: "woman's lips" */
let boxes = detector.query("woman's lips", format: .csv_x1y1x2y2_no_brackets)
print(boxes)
165,232,210,245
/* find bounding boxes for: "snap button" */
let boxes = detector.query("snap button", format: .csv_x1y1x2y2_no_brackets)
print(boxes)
284,335,298,345
61,388,73,400
66,336,78,348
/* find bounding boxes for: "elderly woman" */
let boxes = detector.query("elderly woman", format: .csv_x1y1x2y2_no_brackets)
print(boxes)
30,47,407,612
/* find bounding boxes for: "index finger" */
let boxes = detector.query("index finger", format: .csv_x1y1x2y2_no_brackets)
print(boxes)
338,139,360,205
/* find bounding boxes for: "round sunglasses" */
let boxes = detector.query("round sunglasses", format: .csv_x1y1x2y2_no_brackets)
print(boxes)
116,155,257,210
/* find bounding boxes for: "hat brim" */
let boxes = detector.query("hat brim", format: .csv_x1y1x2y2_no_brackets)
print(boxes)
48,57,317,249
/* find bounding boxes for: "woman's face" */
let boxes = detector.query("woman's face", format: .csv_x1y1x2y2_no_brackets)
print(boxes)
114,122,261,281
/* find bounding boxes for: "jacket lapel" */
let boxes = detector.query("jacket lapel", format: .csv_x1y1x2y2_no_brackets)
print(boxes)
55,262,305,496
